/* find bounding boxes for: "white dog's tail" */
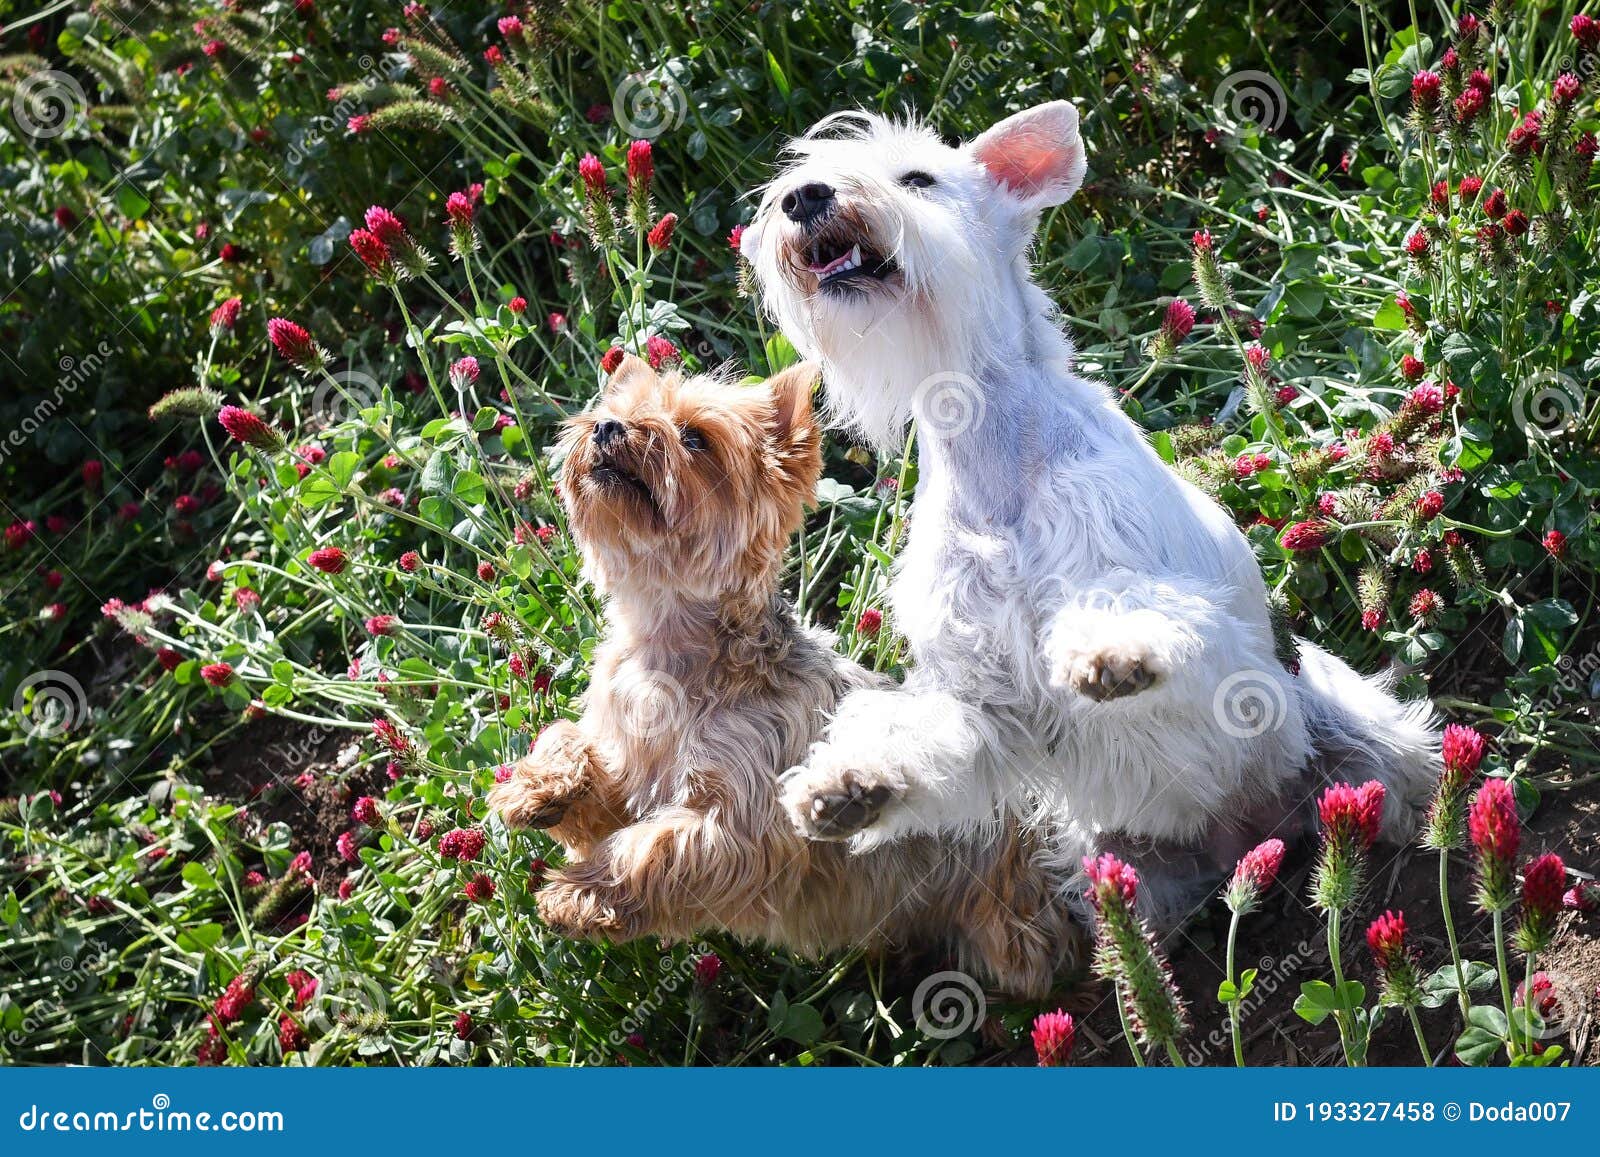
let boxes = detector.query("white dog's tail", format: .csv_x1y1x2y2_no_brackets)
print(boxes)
1293,638,1440,844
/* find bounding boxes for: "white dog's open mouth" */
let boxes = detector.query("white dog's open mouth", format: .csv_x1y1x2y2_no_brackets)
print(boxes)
795,216,895,292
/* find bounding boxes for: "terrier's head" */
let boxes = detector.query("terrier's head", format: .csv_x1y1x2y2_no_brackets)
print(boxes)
559,356,822,604
742,103,1086,447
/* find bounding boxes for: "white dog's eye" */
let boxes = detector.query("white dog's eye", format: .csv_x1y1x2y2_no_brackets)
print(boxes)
899,170,936,190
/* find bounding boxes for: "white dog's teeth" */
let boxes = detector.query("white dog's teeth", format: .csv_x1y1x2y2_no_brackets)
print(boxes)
849,244,860,265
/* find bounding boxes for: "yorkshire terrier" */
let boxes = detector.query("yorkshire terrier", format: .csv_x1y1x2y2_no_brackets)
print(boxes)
489,354,1081,996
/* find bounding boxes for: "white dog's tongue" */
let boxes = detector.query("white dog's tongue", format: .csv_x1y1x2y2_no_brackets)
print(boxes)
810,244,860,276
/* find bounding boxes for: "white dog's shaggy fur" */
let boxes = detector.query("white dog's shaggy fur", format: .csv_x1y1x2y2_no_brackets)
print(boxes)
742,103,1439,921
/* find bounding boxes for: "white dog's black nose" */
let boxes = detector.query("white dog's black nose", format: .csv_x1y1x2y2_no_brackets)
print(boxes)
780,182,834,223
593,419,626,448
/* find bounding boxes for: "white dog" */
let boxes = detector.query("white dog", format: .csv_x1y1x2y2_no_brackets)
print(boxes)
741,103,1438,920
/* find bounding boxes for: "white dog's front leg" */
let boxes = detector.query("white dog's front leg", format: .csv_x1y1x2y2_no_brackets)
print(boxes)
781,685,991,847
1045,576,1223,703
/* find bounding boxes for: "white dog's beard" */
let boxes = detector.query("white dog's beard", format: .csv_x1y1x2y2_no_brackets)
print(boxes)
763,278,977,453
813,297,933,450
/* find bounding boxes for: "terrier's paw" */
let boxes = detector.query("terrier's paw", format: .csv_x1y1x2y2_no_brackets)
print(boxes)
781,758,899,842
488,720,593,829
1051,641,1166,702
536,875,635,941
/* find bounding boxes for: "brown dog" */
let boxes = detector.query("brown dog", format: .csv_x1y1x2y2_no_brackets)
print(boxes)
489,355,1081,996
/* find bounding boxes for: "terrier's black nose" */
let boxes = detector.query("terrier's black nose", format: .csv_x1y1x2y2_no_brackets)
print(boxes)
781,182,835,223
593,419,626,448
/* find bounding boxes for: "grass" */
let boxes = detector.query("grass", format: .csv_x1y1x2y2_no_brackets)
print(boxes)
1,0,1597,1067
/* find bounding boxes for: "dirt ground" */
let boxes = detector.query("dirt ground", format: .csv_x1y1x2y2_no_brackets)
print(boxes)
194,707,1599,1067
1060,784,1600,1067
207,713,391,895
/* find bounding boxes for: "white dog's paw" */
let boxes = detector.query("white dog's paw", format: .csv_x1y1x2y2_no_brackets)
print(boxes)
781,753,901,842
1051,638,1167,701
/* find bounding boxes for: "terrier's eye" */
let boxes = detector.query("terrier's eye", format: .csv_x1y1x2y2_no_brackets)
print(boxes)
680,427,708,452
899,171,936,189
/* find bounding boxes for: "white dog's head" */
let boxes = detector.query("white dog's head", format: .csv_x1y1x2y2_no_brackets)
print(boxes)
742,102,1086,447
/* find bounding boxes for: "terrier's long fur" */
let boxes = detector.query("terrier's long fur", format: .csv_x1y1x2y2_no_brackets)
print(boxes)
489,355,1082,995
742,104,1439,923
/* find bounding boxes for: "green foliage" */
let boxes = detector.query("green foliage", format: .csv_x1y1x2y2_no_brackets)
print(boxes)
0,0,1595,1067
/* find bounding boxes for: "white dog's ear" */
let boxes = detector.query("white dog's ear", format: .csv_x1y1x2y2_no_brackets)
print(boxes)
967,101,1086,209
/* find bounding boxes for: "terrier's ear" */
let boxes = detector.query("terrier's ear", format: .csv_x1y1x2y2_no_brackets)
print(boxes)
604,352,657,395
765,361,820,447
967,101,1087,210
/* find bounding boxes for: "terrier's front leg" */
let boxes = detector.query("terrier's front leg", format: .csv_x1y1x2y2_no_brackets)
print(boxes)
781,742,903,842
1046,605,1180,702
537,806,767,942
781,687,986,844
490,721,634,856
488,719,594,829
537,861,638,941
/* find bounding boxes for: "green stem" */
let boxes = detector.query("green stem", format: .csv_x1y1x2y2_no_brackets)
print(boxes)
1328,907,1361,1065
1226,909,1246,1067
1407,1004,1434,1066
1522,950,1540,1055
1113,984,1146,1067
1438,848,1471,1019
1492,909,1519,1060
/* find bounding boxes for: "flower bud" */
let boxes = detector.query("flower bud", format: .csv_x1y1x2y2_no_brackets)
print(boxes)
1468,778,1520,912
